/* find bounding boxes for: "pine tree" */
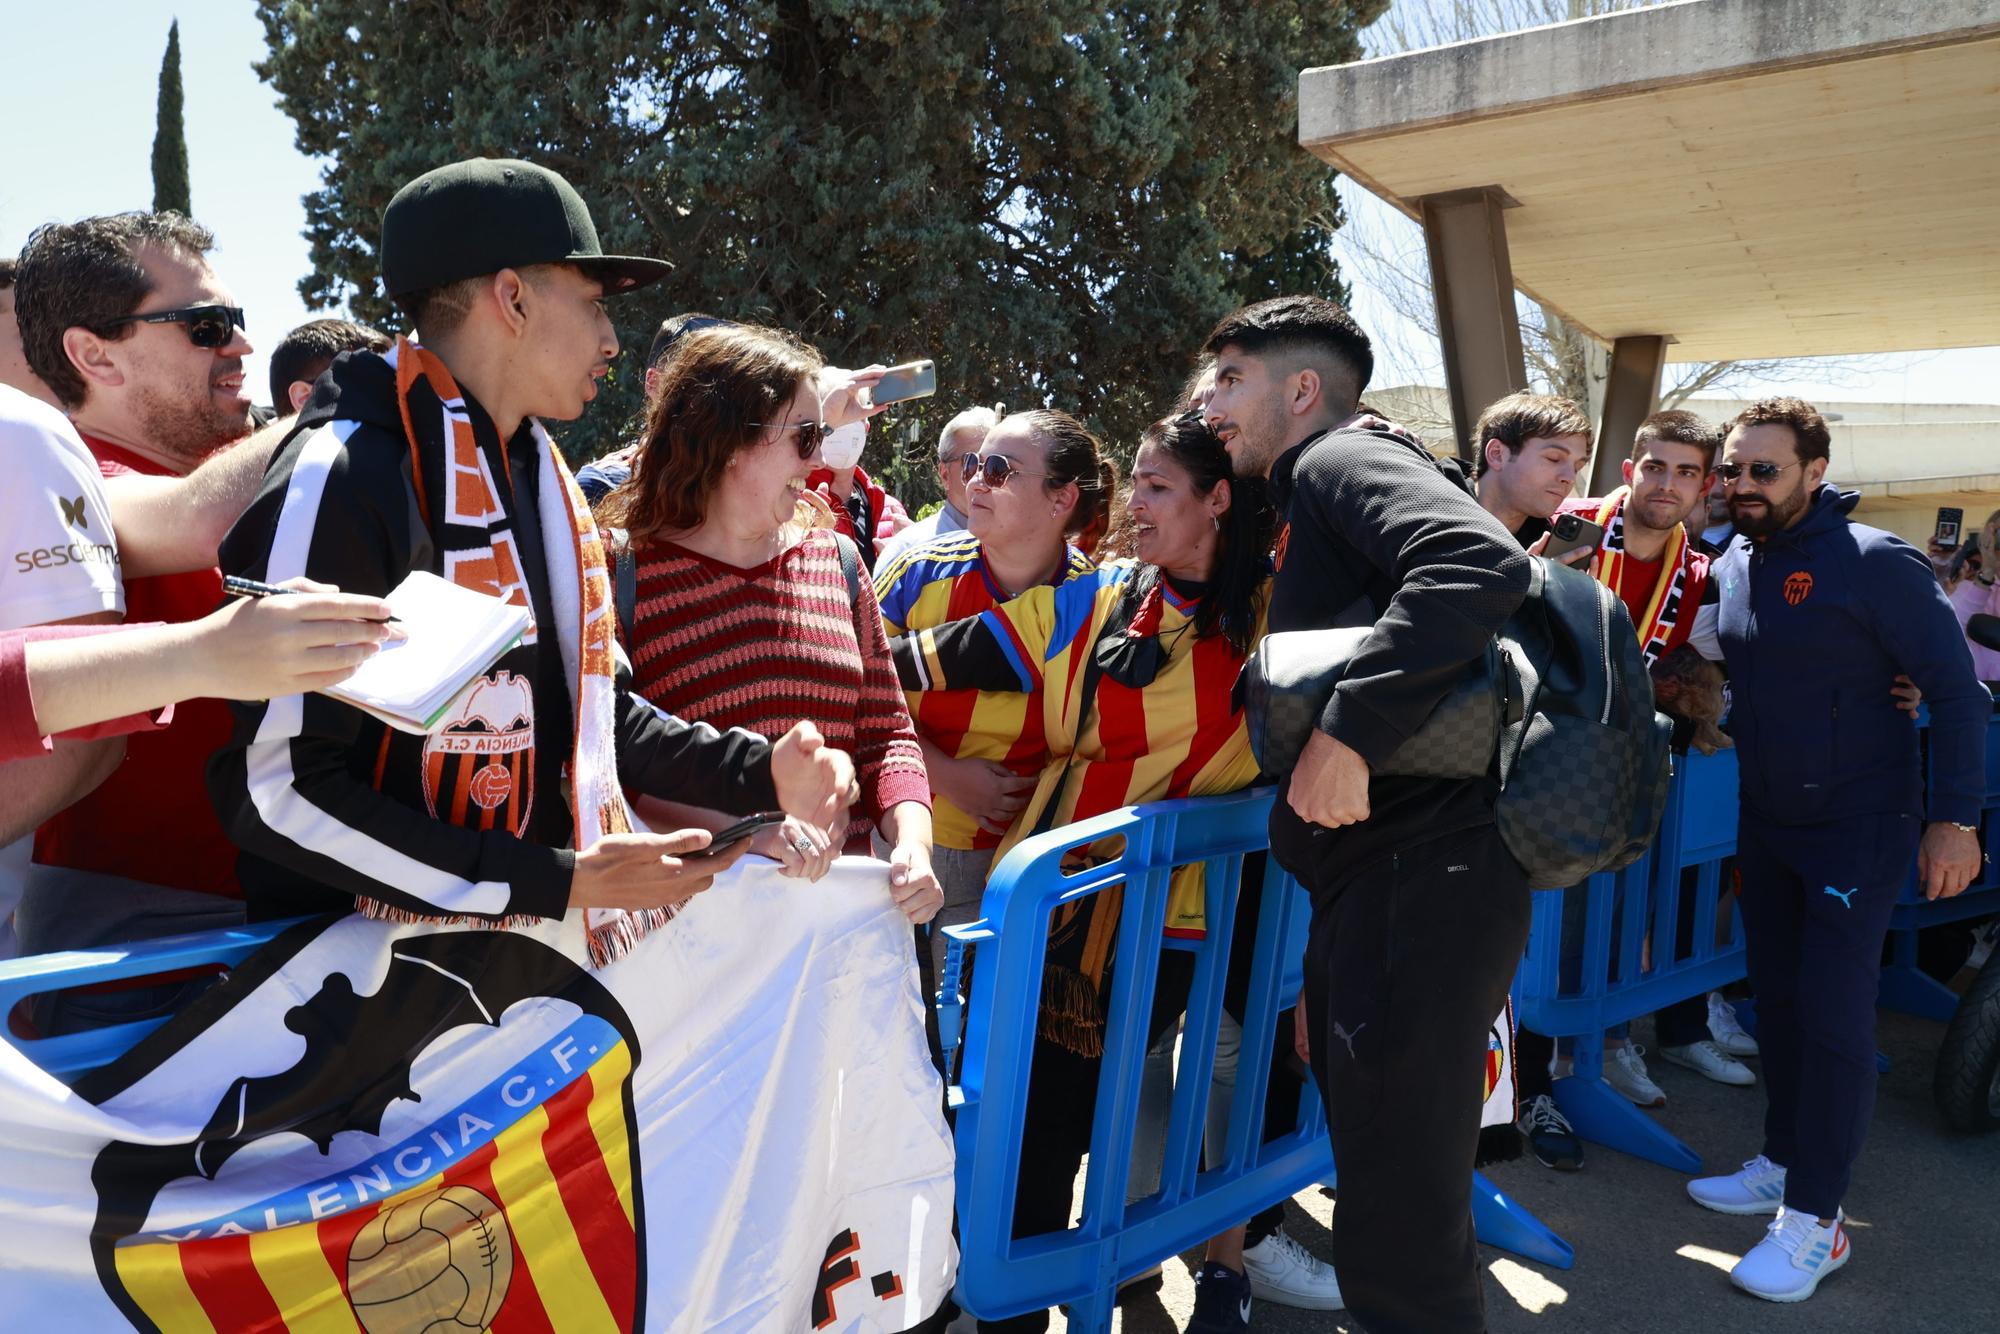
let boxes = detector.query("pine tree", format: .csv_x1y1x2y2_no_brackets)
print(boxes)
254,0,1384,465
151,20,192,216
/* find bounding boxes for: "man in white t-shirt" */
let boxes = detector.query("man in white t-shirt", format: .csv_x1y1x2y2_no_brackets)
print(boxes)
0,383,127,951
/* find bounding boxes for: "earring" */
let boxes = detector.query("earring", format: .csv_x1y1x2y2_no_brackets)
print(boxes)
1212,515,1221,533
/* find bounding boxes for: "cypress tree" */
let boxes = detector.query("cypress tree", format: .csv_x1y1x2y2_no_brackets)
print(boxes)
151,20,192,216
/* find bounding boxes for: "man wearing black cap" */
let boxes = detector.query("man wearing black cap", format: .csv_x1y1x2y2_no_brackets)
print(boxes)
210,158,859,939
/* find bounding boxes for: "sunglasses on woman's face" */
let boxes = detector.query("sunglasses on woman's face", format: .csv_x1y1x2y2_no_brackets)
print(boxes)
961,451,1047,488
102,304,246,350
750,419,828,459
1713,459,1801,486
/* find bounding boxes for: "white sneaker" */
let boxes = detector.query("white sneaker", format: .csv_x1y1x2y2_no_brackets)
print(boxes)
1241,1229,1344,1311
1604,1043,1667,1107
1707,992,1759,1058
1730,1207,1848,1302
1688,1154,1787,1215
1660,1039,1756,1086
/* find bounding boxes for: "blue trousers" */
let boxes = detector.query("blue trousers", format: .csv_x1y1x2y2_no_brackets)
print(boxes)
1735,810,1919,1218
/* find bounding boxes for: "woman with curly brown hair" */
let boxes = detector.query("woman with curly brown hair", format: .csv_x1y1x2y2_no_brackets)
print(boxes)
597,323,942,924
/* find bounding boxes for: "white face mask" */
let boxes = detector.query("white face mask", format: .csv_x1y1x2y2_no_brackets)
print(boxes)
818,421,866,470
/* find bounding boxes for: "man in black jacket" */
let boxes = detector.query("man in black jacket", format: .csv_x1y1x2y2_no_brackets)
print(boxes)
1204,296,1532,1334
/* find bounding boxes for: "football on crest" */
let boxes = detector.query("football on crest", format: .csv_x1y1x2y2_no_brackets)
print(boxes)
347,1184,514,1332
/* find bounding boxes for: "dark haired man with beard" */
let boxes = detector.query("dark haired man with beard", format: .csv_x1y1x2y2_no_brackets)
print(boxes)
1204,295,1531,1334
11,213,263,986
1687,396,1986,1303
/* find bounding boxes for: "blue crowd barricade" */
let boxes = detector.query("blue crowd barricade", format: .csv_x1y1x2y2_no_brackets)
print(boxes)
939,788,1568,1333
0,917,302,1079
1880,710,2000,1022
1516,746,1749,1173
1518,711,2000,1173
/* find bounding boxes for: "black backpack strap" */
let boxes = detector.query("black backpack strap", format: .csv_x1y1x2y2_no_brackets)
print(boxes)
832,532,863,607
609,527,636,645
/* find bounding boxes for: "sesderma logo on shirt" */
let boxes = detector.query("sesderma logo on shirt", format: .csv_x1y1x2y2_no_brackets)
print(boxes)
14,493,118,574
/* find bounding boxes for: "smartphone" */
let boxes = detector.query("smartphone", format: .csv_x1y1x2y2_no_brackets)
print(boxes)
867,359,936,408
1542,512,1605,561
706,812,787,854
1935,506,1964,548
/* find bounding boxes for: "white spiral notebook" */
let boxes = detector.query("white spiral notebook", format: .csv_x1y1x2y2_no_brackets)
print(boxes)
321,570,531,733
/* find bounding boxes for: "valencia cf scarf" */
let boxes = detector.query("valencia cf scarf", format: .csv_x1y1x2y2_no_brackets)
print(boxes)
377,339,652,967
1587,486,1694,667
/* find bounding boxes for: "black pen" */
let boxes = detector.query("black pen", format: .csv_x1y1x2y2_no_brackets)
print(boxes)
222,575,401,622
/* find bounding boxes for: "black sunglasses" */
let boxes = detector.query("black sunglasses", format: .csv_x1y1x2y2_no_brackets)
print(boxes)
749,419,828,459
1714,459,1801,486
961,451,1048,488
102,304,246,350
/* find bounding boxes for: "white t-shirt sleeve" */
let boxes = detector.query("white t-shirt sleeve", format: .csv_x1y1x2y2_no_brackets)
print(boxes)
1688,600,1723,662
0,386,124,630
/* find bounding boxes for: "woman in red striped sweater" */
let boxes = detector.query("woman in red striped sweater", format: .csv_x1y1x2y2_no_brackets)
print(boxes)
597,325,942,925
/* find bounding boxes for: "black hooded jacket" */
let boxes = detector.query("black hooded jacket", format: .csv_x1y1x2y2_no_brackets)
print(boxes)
1264,419,1533,893
209,349,778,923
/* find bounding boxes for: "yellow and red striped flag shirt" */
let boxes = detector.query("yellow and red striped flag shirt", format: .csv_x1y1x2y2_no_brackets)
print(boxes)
894,561,1269,934
873,532,1096,851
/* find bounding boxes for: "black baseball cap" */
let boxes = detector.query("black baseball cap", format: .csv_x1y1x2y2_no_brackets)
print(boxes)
380,157,671,298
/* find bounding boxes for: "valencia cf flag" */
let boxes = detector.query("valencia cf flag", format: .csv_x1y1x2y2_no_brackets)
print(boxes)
0,861,955,1331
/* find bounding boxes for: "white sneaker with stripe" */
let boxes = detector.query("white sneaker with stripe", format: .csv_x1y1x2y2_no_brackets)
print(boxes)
1730,1207,1849,1302
1688,1153,1787,1215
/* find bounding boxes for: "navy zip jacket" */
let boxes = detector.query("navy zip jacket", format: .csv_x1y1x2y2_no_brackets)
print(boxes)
1714,485,1989,828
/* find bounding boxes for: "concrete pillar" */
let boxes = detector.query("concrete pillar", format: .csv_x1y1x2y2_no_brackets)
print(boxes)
1590,334,1668,495
1418,186,1527,464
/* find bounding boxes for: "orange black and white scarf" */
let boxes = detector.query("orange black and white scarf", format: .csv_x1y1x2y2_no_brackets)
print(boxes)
371,339,653,966
1587,486,1694,668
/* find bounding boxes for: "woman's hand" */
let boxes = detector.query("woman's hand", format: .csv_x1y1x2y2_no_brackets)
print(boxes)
888,842,944,924
931,753,1037,835
815,365,890,428
753,816,838,882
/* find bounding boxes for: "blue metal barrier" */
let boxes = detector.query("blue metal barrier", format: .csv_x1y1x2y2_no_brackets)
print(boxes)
1517,747,1749,1172
1881,712,2000,1021
1517,713,2000,1173
0,918,300,1079
940,789,1567,1333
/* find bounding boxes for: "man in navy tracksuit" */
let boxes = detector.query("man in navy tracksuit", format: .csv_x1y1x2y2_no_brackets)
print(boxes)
1689,397,1988,1303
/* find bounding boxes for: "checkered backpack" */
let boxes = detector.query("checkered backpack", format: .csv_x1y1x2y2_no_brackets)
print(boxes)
1494,557,1673,889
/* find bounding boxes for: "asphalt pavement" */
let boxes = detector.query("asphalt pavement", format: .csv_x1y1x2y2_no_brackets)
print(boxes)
1041,1004,1999,1332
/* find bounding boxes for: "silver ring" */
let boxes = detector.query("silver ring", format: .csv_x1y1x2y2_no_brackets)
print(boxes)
790,835,814,855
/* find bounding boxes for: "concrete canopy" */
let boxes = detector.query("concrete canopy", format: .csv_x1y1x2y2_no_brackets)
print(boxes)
1299,0,2000,365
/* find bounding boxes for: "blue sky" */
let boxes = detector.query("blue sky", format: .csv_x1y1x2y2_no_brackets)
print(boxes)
4,2,1993,410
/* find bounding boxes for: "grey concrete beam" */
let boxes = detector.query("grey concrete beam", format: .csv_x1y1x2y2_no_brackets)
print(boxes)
1420,188,1528,463
1591,335,1668,496
1301,0,2000,153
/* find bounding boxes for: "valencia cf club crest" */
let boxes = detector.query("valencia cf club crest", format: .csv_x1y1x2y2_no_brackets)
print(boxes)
76,925,647,1334
1783,570,1813,605
425,670,534,833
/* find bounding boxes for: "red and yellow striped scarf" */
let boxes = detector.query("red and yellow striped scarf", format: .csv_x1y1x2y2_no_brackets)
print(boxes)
1586,486,1692,667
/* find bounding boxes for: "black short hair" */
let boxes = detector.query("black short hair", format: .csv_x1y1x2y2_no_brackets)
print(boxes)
1631,409,1719,469
14,211,217,409
0,258,17,292
648,312,733,370
1729,397,1832,464
1201,296,1373,410
268,318,391,407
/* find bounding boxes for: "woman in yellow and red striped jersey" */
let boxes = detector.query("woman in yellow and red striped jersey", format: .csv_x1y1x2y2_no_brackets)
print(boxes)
872,410,1111,982
890,410,1275,1296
